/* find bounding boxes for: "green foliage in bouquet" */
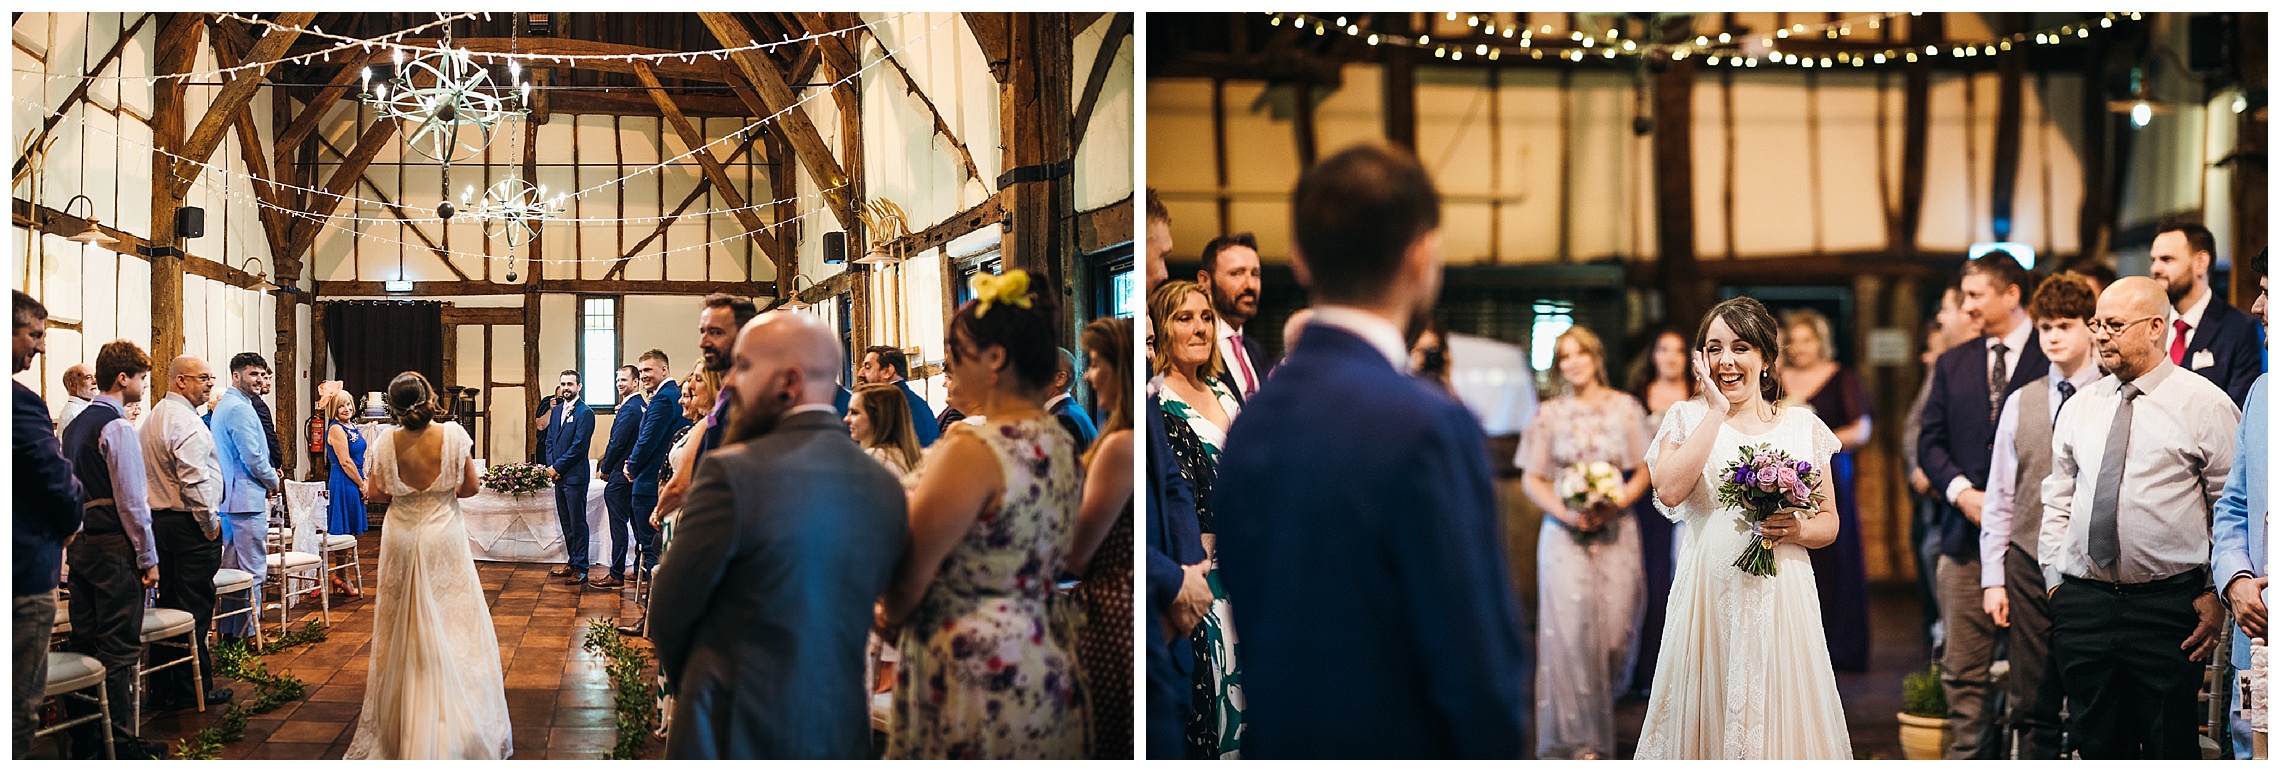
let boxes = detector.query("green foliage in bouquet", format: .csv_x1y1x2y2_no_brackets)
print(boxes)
1901,662,1949,718
482,462,554,497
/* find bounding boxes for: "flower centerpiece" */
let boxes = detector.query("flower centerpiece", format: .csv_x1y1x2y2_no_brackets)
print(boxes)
1713,443,1825,576
1555,461,1625,545
481,462,553,498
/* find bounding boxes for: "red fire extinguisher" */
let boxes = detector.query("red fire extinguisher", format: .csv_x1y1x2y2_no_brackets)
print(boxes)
308,414,327,455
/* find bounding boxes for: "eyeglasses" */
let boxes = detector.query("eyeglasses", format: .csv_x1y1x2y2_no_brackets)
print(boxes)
2085,316,2162,335
183,373,216,383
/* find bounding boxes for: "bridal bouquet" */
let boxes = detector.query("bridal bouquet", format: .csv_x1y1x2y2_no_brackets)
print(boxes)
1714,444,1824,576
1556,461,1624,545
482,462,553,498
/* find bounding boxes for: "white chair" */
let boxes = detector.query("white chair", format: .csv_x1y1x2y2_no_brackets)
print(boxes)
211,568,261,649
269,483,330,629
35,651,113,759
135,607,203,731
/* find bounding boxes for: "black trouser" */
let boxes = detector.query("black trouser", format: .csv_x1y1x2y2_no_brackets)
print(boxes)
2001,545,2066,759
1910,492,1945,645
2050,571,2206,759
64,532,145,753
151,510,221,702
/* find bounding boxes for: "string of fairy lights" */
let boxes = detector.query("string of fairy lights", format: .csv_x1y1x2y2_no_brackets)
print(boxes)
14,15,948,228
1266,11,2145,68
9,12,896,84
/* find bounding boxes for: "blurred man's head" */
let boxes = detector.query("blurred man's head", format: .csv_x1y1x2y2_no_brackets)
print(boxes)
62,363,95,399
1959,251,2034,339
2250,249,2267,326
725,312,843,443
2147,217,2216,306
1289,144,1444,324
2028,272,2099,377
615,365,639,399
12,291,47,374
1051,348,1077,396
637,350,670,391
699,293,758,373
1145,188,1172,290
1197,233,1262,329
859,346,908,385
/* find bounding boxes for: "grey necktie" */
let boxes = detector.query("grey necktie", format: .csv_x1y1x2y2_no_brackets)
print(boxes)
1988,342,2010,425
2086,383,2140,568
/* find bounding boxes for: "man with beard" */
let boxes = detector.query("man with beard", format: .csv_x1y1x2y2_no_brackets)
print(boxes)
543,370,595,585
648,293,756,527
648,311,907,758
1213,145,1528,757
1199,232,1267,401
2146,218,2262,408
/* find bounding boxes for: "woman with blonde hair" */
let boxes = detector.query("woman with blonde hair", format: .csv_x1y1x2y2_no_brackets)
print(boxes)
1148,279,1243,758
1775,307,1873,672
847,383,924,482
1514,324,1651,758
319,391,369,597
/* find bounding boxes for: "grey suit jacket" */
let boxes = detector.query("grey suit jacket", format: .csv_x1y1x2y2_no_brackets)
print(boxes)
649,409,909,759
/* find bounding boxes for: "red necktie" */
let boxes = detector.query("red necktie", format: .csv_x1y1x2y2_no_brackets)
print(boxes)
2169,319,2190,366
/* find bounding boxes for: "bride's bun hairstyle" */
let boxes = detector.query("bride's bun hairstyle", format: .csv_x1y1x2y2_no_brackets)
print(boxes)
1694,296,1785,405
948,270,1059,394
386,371,442,430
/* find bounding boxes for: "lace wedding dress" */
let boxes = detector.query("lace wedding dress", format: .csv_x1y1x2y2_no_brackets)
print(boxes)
344,422,512,760
1633,399,1851,760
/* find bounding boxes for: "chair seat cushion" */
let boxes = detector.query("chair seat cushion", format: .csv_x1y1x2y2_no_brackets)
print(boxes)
267,552,321,570
43,651,105,695
212,568,256,591
141,607,196,640
321,534,358,551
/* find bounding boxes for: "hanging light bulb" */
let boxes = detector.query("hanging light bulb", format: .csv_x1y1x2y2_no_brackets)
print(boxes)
2130,101,2152,127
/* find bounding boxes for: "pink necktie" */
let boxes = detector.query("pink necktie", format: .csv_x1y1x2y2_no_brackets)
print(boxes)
2169,319,2190,366
1231,333,1259,396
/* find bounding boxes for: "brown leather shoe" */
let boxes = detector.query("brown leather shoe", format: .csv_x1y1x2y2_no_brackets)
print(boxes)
547,566,575,578
561,573,588,586
588,575,626,589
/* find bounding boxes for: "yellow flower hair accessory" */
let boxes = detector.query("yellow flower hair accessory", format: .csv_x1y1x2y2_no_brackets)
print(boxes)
969,269,1033,318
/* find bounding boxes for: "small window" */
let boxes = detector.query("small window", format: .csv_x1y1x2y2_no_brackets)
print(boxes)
578,297,620,410
1529,300,1575,376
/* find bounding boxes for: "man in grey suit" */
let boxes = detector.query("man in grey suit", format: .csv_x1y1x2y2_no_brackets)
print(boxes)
649,310,909,759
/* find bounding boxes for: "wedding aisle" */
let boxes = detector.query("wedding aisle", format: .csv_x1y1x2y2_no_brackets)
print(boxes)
127,532,658,760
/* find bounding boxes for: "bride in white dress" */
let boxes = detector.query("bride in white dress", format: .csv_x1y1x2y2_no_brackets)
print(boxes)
344,373,512,760
1635,298,1851,760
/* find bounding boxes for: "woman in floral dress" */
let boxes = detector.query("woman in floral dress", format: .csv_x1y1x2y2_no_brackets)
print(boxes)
1149,280,1245,758
1514,326,1650,759
882,271,1086,758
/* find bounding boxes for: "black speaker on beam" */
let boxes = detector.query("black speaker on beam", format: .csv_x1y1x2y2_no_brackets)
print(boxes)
175,206,204,239
823,230,847,264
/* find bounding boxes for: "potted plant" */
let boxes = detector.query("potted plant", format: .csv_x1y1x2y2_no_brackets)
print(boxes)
1898,661,1951,760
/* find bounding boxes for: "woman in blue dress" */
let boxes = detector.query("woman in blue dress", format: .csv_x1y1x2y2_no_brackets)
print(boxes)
321,392,370,597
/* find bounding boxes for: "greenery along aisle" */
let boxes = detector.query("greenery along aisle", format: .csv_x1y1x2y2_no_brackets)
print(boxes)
582,618,660,759
172,621,331,759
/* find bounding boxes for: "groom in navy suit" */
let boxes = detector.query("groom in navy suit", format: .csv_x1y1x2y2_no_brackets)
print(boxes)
543,369,595,581
1918,251,2049,759
1214,145,1529,758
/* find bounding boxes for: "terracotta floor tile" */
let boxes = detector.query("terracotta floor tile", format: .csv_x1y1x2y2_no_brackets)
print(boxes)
549,726,616,751
265,720,348,745
243,741,332,759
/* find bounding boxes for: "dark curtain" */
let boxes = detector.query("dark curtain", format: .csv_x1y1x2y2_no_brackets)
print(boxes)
324,300,445,407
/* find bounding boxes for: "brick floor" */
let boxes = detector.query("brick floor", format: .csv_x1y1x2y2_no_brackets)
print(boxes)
29,532,661,760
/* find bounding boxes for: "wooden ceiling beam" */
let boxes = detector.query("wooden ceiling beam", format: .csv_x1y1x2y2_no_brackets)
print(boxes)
963,12,1012,81
284,117,397,260
539,89,758,118
12,12,152,181
630,60,787,270
1072,13,1131,150
604,134,761,280
700,12,854,229
315,278,776,297
283,38,734,82
206,25,295,264
272,47,375,174
165,12,315,196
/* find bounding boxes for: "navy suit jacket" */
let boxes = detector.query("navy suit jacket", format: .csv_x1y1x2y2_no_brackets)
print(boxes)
544,399,596,484
895,381,940,447
628,380,687,493
2183,294,2265,408
1917,329,2050,558
14,381,84,596
1214,324,1529,758
1144,395,1204,757
600,393,646,484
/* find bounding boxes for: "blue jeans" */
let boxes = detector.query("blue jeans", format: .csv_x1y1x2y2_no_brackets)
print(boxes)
554,480,590,571
217,512,267,638
603,477,636,578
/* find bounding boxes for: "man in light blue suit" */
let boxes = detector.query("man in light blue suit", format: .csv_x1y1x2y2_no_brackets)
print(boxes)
211,353,281,638
1213,145,1529,758
2214,370,2267,759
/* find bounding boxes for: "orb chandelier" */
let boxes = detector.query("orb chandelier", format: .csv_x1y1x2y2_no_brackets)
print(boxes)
463,177,562,282
361,38,529,167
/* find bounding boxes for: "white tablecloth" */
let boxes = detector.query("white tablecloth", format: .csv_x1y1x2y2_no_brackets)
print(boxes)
459,461,610,564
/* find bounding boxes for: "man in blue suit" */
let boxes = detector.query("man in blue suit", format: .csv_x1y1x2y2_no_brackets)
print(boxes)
860,346,938,447
212,353,281,639
1918,252,2049,759
2214,257,2266,759
2148,218,2264,407
1046,348,1098,456
1213,145,1529,758
1142,188,1210,759
608,349,685,588
13,292,83,758
587,365,644,587
543,370,595,585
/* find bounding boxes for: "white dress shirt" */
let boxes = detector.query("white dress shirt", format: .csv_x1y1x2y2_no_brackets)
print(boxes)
2038,360,2239,588
2165,288,2211,356
1216,318,1262,396
1946,319,2038,505
1304,306,1411,371
142,391,225,537
1978,362,2104,587
82,394,161,569
57,394,91,435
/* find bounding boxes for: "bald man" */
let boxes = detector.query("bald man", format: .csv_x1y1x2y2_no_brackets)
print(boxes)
647,312,909,759
2039,277,2235,759
57,363,95,433
142,355,229,709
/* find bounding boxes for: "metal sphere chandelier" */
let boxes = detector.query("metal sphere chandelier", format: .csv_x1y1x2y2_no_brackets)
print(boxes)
361,39,529,165
466,177,562,282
